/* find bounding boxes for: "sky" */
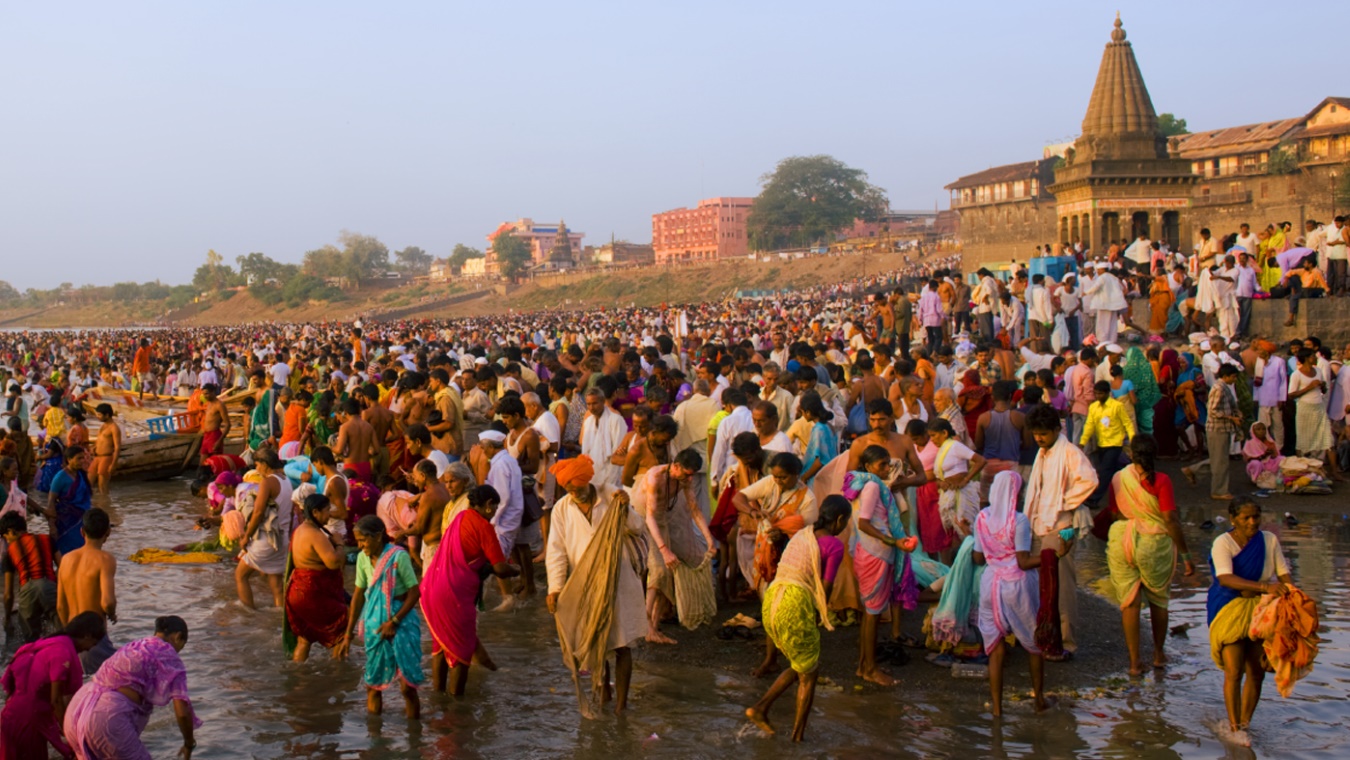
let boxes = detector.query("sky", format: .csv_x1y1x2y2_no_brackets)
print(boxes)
1,1,1343,290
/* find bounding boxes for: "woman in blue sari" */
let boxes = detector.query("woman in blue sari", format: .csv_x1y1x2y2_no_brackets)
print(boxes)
44,446,92,554
1207,500,1293,747
798,393,837,485
335,515,424,718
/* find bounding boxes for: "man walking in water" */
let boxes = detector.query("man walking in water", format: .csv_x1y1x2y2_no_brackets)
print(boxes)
56,507,118,673
334,398,377,483
200,384,231,458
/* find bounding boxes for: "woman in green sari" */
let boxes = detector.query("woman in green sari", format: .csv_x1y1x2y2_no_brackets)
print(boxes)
1122,347,1161,435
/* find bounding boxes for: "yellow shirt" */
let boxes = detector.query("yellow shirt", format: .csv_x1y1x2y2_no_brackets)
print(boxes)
1079,397,1135,448
43,407,68,440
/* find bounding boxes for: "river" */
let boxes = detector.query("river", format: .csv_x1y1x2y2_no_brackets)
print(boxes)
3,480,1346,759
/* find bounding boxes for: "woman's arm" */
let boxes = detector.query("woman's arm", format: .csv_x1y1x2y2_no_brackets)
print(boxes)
1163,511,1194,576
173,698,196,760
335,587,365,659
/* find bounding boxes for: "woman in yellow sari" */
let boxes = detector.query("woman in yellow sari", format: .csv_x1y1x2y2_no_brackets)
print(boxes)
1104,435,1194,676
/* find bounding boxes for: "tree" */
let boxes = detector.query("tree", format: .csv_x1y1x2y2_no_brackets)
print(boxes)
337,230,389,287
0,280,18,303
448,243,484,272
1267,142,1299,175
394,246,433,274
492,230,533,282
747,155,888,252
302,245,344,277
236,252,287,285
1158,113,1188,137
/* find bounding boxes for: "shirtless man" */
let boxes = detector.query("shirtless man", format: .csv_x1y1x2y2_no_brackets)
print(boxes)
622,414,677,490
359,384,396,481
310,446,350,542
55,507,117,672
499,395,541,597
845,398,928,493
615,406,656,487
89,403,121,495
200,383,231,458
334,398,378,483
397,459,449,571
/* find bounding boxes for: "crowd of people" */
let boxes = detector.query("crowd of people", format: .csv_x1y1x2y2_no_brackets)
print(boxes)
0,240,1327,755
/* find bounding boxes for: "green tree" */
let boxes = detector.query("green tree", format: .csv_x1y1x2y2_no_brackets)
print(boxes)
448,243,485,272
0,280,19,303
394,245,433,274
338,230,389,287
747,155,888,252
236,252,287,285
492,230,532,282
302,245,344,277
1158,113,1188,137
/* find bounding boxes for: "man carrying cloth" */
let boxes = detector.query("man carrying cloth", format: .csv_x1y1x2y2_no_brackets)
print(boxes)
546,455,647,718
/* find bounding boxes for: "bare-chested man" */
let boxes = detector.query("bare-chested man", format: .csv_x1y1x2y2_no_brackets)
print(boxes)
622,413,677,491
334,398,377,483
846,398,928,492
55,507,118,672
89,403,121,495
360,384,395,481
499,395,541,597
311,446,350,542
398,459,449,571
200,383,231,458
615,406,656,486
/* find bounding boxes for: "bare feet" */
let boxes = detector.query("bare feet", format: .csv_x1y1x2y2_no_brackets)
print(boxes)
1210,494,1234,501
745,707,775,735
472,650,499,672
1128,665,1145,677
859,668,897,687
1180,467,1196,486
1153,653,1169,669
491,596,516,613
1034,695,1058,713
646,629,677,645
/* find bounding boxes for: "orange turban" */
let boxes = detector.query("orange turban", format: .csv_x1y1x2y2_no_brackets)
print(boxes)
1255,340,1277,353
551,455,595,490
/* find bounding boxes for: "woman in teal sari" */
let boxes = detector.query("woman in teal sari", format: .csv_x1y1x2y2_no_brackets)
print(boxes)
798,393,837,485
1122,347,1161,434
336,515,424,718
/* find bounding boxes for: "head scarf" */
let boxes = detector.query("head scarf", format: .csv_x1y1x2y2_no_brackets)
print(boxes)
1159,349,1181,386
979,470,1024,552
551,454,595,490
1122,346,1161,410
1242,422,1277,460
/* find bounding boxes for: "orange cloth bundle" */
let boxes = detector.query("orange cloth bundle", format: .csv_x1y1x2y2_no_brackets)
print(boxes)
1248,586,1320,697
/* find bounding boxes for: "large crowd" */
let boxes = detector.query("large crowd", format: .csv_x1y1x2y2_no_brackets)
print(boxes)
0,231,1333,756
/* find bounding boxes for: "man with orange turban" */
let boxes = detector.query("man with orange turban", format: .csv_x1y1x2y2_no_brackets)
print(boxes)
544,455,648,718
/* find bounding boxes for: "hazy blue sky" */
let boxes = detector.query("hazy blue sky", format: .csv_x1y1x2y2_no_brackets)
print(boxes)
1,1,1342,289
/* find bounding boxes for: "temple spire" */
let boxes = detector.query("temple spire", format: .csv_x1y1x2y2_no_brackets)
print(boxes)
1078,14,1163,159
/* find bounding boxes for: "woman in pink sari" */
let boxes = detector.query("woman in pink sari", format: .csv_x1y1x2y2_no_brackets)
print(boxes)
420,484,520,695
1242,422,1283,488
63,616,200,760
973,471,1054,716
1,612,106,760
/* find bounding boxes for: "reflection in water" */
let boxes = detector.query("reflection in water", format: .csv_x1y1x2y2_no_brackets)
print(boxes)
2,481,1345,759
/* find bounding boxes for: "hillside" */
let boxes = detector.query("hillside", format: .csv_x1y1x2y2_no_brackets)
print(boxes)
0,251,912,328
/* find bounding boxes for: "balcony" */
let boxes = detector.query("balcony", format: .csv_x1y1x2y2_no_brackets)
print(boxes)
1192,190,1252,207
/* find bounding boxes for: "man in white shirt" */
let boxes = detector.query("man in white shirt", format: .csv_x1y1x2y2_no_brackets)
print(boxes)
1234,223,1260,268
1084,262,1125,344
480,428,526,611
975,268,1000,341
1058,274,1082,350
1123,233,1151,272
1326,216,1348,296
709,388,754,483
1212,253,1240,340
1233,250,1259,338
1026,275,1054,339
269,354,292,390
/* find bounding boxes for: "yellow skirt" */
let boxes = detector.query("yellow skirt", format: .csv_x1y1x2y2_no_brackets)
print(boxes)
764,583,821,674
1209,596,1261,667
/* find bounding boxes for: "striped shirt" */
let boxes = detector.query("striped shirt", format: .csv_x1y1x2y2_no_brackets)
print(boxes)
1206,381,1239,435
2,533,56,585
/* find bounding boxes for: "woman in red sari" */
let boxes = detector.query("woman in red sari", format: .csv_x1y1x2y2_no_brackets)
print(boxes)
420,484,520,695
956,369,991,438
1152,349,1181,457
285,493,349,662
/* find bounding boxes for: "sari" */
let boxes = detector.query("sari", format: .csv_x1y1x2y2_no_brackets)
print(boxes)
1123,347,1161,434
49,467,92,555
843,471,946,613
359,544,424,690
248,388,275,450
1,635,82,760
1207,531,1266,667
751,484,809,590
284,561,348,656
1153,350,1181,456
801,421,837,486
422,511,487,668
762,527,834,673
974,471,1040,654
1242,422,1283,485
956,370,991,437
1174,356,1206,428
63,637,201,760
1105,467,1176,609
929,535,983,649
934,439,979,536
1148,276,1173,332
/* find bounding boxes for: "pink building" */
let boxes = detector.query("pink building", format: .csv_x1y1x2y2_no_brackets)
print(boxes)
651,197,754,264
486,218,585,269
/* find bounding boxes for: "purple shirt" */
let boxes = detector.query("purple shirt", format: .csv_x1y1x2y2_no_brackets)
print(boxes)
817,534,845,585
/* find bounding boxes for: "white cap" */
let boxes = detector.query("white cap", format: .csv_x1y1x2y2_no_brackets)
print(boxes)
474,356,489,366
1200,340,1211,350
478,430,506,444
1105,343,1123,355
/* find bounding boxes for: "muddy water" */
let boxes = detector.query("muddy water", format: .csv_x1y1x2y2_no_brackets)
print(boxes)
5,481,1347,759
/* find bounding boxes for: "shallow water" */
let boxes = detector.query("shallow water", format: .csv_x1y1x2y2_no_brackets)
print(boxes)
5,481,1347,759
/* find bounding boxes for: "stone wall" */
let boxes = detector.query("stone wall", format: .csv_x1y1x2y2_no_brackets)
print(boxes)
1128,294,1350,347
950,201,1060,270
1186,164,1344,243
